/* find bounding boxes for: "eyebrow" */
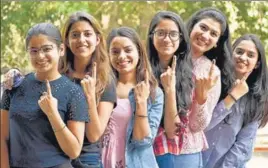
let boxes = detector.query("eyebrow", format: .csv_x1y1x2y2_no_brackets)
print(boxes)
29,44,53,49
200,23,220,34
236,47,257,54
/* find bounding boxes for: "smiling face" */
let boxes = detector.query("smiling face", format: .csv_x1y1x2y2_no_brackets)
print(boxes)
67,21,100,60
190,18,221,56
109,36,139,76
28,34,63,74
233,40,259,77
153,19,180,63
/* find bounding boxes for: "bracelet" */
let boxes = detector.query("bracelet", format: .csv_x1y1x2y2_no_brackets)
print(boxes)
53,124,66,133
135,114,148,118
228,93,237,102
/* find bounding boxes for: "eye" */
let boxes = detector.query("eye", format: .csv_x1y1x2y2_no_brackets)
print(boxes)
125,48,132,53
211,31,218,38
170,31,179,38
29,49,38,55
71,32,80,38
200,25,207,31
156,30,165,36
84,31,93,37
110,49,120,55
235,48,244,55
248,53,255,58
42,46,53,52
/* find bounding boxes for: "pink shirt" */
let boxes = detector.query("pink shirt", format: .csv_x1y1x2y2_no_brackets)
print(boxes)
154,56,221,155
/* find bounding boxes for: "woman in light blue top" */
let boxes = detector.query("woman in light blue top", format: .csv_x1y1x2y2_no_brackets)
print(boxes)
105,26,164,168
203,34,268,168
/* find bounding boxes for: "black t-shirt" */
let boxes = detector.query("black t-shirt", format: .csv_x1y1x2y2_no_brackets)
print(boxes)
71,76,117,162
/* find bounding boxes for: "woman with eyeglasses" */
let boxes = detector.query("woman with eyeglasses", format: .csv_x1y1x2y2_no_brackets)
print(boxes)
1,23,89,168
2,11,117,168
146,10,219,168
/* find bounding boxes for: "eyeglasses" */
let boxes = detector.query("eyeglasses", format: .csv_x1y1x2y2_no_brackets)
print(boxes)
153,30,181,41
27,45,54,56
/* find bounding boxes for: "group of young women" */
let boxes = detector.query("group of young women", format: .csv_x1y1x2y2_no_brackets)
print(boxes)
1,7,268,168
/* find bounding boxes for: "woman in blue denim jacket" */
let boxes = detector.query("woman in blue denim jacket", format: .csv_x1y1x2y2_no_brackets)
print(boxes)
203,34,268,168
103,26,164,168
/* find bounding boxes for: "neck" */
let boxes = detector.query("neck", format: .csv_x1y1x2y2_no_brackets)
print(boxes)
73,56,91,76
191,48,203,59
159,54,172,69
35,69,61,81
235,71,244,80
118,71,137,85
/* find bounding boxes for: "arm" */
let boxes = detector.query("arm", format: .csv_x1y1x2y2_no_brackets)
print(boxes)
219,121,259,168
85,99,114,143
47,113,85,159
130,87,164,149
189,73,221,133
85,77,116,143
38,81,88,159
1,110,10,168
205,96,235,131
164,89,180,139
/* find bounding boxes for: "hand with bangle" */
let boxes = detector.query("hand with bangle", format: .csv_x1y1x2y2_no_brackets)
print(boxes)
228,72,251,102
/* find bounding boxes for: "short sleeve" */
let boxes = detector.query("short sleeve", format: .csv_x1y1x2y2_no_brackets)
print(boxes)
67,86,89,122
100,78,117,107
1,90,11,110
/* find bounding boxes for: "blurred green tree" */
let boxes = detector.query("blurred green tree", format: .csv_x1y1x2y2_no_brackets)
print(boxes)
1,1,267,72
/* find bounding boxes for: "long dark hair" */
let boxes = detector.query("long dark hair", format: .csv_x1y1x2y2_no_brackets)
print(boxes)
107,26,158,100
60,11,111,104
147,11,193,120
233,34,268,128
186,7,235,101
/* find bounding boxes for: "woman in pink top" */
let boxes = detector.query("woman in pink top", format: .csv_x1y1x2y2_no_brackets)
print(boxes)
147,9,234,168
102,27,164,168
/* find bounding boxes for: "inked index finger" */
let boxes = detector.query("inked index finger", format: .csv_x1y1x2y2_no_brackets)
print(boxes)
172,55,177,72
46,80,52,96
209,59,216,77
241,71,251,82
92,62,97,79
145,69,149,85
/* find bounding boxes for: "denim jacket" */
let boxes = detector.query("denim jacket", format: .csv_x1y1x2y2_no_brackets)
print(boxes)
125,87,164,168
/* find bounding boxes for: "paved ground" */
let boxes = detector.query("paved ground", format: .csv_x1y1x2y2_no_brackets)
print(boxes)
247,126,268,168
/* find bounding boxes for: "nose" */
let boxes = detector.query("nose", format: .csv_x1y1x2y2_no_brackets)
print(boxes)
163,33,172,42
118,51,126,60
79,34,86,42
201,31,210,40
239,53,247,61
36,51,46,59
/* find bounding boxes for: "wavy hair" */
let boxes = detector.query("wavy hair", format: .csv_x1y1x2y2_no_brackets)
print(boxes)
107,26,158,100
60,11,112,103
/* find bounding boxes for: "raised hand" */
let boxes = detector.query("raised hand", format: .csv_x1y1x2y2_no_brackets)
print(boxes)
38,80,58,117
3,69,24,90
81,62,97,100
160,56,177,93
229,71,250,100
195,59,219,104
134,69,150,103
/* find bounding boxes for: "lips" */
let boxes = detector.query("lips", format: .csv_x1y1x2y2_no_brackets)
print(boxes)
196,37,208,46
36,61,48,67
117,61,131,68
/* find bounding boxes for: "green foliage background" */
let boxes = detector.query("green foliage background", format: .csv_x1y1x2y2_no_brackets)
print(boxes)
1,1,268,73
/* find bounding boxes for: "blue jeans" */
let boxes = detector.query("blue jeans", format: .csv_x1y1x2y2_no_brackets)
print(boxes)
156,152,203,168
72,152,103,168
